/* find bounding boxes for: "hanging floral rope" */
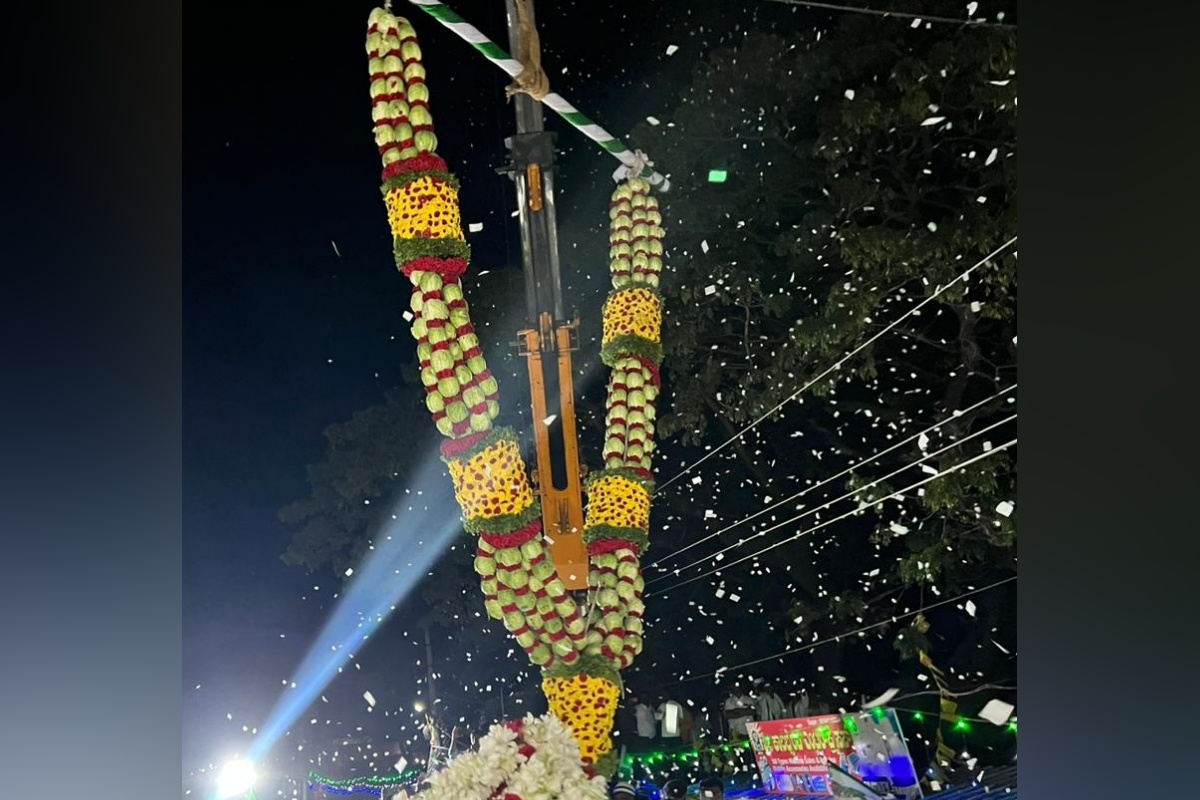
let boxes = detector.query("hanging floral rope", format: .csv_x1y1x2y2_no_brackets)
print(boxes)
363,7,666,783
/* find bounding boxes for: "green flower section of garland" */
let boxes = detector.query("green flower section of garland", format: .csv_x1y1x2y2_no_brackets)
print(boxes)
394,235,471,266
581,524,650,552
464,502,542,536
543,651,623,686
601,336,663,368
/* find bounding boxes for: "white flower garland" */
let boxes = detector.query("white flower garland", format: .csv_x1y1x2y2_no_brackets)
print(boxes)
415,714,609,800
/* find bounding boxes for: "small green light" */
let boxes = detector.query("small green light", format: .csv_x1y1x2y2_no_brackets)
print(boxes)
708,169,728,183
1007,721,1017,733
912,712,924,722
953,718,970,732
843,716,859,734
871,706,886,722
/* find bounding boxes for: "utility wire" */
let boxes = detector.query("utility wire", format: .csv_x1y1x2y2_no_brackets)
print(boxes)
654,237,1018,495
648,416,1016,586
646,384,1016,572
680,575,1017,683
649,437,1016,597
891,683,1016,704
763,0,1016,29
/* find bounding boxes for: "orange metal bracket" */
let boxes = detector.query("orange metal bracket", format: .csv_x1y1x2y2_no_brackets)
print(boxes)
527,164,544,212
517,313,588,590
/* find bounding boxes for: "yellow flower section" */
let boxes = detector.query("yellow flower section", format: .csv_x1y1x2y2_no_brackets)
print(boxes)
384,176,464,241
446,437,534,521
602,287,661,346
543,673,621,764
584,474,651,532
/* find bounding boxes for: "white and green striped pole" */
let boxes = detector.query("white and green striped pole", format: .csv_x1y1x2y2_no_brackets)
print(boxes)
405,0,671,191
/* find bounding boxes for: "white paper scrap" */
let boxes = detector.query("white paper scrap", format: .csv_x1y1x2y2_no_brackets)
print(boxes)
979,699,1015,726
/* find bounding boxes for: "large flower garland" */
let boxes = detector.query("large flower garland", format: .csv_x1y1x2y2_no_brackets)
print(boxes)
364,7,665,784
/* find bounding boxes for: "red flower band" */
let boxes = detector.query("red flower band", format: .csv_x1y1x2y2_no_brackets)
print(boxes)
480,519,542,550
381,152,449,180
440,430,488,459
401,256,469,280
634,355,662,387
586,538,641,556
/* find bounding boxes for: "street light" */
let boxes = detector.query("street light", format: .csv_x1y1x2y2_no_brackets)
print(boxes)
216,759,256,798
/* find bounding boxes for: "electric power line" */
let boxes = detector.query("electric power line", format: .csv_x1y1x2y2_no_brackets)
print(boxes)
654,236,1018,495
649,437,1016,597
646,384,1016,572
763,0,1016,29
680,575,1017,683
648,416,1016,586
891,683,1016,704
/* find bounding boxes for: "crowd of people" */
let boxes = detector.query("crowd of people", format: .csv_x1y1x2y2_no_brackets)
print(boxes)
615,679,827,753
605,679,830,797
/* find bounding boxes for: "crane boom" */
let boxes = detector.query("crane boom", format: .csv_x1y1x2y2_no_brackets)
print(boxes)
502,0,588,590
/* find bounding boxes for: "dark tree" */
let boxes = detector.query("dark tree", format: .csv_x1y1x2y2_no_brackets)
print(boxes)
626,1,1017,701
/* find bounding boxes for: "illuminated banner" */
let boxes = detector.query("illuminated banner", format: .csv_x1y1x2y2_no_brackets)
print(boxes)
746,710,922,798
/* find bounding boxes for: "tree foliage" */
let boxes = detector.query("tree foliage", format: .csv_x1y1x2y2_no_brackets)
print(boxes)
626,2,1016,684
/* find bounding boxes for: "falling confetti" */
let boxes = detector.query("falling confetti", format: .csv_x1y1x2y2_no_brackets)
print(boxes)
979,699,1015,726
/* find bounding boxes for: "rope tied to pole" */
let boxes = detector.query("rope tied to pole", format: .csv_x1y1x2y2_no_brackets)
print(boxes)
612,149,653,184
505,0,550,101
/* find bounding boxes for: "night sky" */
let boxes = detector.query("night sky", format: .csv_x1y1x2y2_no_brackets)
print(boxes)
184,0,823,780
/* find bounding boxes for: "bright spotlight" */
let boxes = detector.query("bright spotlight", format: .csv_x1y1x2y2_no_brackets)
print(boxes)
216,759,256,798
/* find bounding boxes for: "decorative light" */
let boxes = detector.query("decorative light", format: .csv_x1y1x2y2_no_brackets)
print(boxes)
216,759,256,798
308,768,422,797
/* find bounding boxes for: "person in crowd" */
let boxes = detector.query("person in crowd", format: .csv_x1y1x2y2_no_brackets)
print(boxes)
634,693,658,752
662,778,688,799
658,696,684,746
723,682,755,742
699,777,726,799
755,681,787,721
679,700,695,746
611,780,638,800
789,688,811,718
615,692,639,755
